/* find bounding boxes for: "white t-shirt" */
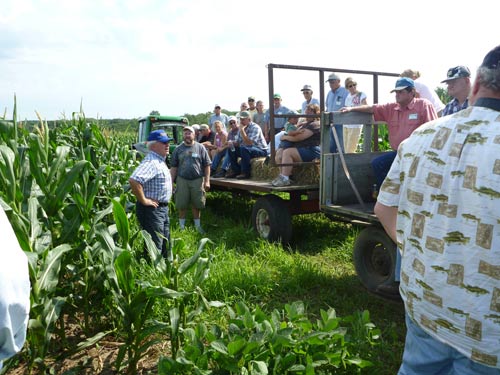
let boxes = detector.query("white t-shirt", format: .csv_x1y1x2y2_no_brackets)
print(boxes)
345,92,367,128
414,80,445,113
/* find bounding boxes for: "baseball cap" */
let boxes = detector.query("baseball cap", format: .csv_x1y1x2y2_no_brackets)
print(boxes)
441,66,471,83
248,96,256,101
273,93,281,99
183,126,195,133
480,45,500,69
286,110,298,119
326,73,340,82
200,124,209,130
301,84,312,91
239,111,251,119
228,115,238,123
148,130,172,143
390,77,415,92
214,104,221,109
192,124,200,131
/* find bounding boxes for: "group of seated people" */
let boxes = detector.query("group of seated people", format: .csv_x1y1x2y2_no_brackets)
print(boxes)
201,103,322,186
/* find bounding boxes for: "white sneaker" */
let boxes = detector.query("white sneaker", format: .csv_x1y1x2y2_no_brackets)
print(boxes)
271,175,283,185
272,175,291,187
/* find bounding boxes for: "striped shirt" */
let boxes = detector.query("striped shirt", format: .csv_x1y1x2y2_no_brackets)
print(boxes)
129,151,172,203
236,122,268,151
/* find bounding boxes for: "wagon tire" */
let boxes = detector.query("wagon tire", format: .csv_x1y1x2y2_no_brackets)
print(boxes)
251,195,292,244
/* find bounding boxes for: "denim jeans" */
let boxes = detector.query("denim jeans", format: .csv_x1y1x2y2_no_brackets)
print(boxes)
399,314,500,374
329,124,344,153
229,145,267,174
136,203,171,259
372,150,397,189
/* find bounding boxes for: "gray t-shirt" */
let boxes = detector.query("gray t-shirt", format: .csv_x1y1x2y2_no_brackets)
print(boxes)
171,142,211,180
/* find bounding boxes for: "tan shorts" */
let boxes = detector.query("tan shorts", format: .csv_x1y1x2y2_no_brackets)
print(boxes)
174,176,206,210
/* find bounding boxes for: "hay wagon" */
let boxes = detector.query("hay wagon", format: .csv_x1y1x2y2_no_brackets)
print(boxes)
210,63,403,293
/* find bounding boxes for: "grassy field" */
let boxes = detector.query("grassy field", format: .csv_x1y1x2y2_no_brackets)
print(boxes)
172,190,407,374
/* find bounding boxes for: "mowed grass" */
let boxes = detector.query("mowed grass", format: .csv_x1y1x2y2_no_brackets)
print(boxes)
167,191,406,374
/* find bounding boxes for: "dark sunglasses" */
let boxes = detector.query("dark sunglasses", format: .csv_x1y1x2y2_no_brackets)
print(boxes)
348,84,357,88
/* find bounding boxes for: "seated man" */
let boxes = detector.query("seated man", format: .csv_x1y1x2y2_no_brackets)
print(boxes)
226,111,268,179
199,124,215,150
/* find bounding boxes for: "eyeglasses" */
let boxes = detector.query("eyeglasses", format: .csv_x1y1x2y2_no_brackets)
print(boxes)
248,99,255,102
348,84,357,88
229,121,236,124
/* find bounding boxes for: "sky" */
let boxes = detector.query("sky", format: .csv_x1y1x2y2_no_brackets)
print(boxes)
1,0,498,121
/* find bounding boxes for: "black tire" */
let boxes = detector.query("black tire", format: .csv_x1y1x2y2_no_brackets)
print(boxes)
251,195,292,244
353,226,397,291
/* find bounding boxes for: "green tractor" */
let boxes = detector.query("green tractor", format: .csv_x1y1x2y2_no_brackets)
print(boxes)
133,114,189,156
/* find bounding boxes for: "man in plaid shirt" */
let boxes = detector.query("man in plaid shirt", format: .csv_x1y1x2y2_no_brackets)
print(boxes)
226,111,268,179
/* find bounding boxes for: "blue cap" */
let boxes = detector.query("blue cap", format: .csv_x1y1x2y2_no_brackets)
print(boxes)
147,130,172,143
390,77,415,92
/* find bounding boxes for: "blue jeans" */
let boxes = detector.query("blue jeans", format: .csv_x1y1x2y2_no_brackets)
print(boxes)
211,149,226,171
329,124,344,153
399,314,500,374
372,150,397,189
229,145,267,174
136,203,171,259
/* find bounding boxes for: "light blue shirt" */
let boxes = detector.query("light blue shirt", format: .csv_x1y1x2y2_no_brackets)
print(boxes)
326,86,349,125
301,98,320,114
264,105,290,130
209,113,229,131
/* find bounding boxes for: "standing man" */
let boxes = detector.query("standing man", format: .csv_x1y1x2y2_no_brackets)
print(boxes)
325,73,349,153
247,96,258,118
441,65,472,116
253,100,266,132
129,130,173,259
170,126,211,234
300,84,320,114
227,111,268,179
209,104,229,132
264,94,290,143
375,45,500,374
0,206,30,370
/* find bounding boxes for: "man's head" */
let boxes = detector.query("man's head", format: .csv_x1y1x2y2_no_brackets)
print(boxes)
200,124,210,135
273,93,282,108
182,126,195,145
228,115,238,129
470,45,500,104
442,66,472,101
147,130,172,156
239,111,251,126
214,104,222,114
326,73,341,90
390,77,416,106
256,100,265,112
248,96,256,109
192,124,201,136
240,102,249,111
301,84,313,98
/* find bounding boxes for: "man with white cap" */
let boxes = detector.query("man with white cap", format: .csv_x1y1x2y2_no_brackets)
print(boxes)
325,73,349,153
300,84,320,114
441,65,472,116
129,130,174,259
170,126,211,234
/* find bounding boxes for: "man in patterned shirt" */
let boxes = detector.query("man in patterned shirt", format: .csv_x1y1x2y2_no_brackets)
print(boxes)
129,130,173,260
227,111,268,179
375,45,500,374
441,65,472,116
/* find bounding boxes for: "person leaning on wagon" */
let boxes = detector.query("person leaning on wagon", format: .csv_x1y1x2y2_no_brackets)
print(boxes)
271,103,321,187
129,130,174,260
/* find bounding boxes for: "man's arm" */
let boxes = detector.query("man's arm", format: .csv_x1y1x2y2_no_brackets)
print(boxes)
203,164,210,190
129,178,158,207
374,202,398,243
340,104,375,113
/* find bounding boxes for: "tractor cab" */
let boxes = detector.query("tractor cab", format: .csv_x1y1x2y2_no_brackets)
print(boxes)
134,115,189,155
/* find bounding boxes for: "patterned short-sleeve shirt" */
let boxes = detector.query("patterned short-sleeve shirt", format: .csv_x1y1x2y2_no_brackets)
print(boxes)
377,101,500,368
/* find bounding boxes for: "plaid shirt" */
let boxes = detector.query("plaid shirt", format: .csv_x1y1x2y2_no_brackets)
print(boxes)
236,122,268,151
442,97,469,116
129,151,172,203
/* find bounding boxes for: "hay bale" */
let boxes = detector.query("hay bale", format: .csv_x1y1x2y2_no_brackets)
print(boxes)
250,157,320,184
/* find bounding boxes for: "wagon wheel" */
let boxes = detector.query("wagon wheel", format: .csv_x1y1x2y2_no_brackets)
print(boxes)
353,226,397,292
251,195,292,244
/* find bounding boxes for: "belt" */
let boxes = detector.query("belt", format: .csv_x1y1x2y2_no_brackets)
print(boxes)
158,202,169,207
